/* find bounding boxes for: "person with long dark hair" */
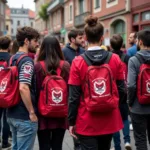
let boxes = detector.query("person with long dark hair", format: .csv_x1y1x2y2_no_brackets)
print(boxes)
68,16,124,150
35,36,70,150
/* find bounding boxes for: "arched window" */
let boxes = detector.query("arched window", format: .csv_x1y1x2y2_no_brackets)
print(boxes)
111,19,126,44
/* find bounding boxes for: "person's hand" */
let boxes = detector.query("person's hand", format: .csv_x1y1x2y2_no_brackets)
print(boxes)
69,126,77,139
29,113,38,122
129,107,132,111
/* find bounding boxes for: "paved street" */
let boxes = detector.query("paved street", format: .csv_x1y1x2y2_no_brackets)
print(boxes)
33,130,150,150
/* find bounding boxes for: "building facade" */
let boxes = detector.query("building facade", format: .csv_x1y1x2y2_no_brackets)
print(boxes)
5,5,11,37
10,6,35,39
92,0,131,47
131,0,150,32
47,0,64,42
34,0,51,36
0,0,7,36
35,0,150,46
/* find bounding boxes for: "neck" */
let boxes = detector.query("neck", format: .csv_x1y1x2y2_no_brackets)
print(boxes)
70,43,78,50
0,49,8,52
88,43,101,48
18,46,28,53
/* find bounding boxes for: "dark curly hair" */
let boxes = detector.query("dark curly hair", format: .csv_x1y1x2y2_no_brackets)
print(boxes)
16,26,40,47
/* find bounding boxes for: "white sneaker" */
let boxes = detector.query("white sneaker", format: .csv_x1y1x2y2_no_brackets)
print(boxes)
125,142,132,150
130,124,133,131
110,147,115,150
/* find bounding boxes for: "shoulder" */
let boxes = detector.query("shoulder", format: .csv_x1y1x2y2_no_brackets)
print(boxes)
63,60,70,68
62,46,69,52
79,47,85,53
111,53,121,61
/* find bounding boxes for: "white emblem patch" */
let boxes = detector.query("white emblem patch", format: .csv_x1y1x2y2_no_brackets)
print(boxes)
146,82,150,93
0,66,4,71
52,90,63,104
24,65,31,74
94,80,106,95
0,78,8,92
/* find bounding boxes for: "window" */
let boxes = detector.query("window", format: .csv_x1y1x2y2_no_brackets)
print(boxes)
11,20,13,25
79,0,84,14
17,21,20,26
11,29,13,34
95,0,100,8
142,11,150,21
69,5,73,21
111,20,126,44
6,25,9,31
133,14,139,23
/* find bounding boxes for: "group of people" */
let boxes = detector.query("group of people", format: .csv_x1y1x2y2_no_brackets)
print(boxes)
0,15,149,150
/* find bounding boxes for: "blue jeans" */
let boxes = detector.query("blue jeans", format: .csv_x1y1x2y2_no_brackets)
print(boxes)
7,118,38,150
113,119,130,150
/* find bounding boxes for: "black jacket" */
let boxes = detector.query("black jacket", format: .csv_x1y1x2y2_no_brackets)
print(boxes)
62,43,85,65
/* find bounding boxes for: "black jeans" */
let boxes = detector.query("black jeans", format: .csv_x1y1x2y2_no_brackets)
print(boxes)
78,134,113,150
0,108,10,145
131,113,150,150
38,128,66,150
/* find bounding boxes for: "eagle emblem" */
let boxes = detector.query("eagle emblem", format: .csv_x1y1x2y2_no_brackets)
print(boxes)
52,90,63,103
146,82,150,93
94,80,106,95
0,78,8,93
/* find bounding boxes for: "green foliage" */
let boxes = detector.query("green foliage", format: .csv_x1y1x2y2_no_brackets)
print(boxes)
38,3,49,21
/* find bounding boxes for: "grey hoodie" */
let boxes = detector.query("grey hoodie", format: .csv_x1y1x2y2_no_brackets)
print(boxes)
127,50,150,114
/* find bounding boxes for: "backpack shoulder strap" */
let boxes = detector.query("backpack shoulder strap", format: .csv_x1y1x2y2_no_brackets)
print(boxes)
57,60,64,76
9,54,28,66
39,60,65,76
81,54,92,66
105,52,112,64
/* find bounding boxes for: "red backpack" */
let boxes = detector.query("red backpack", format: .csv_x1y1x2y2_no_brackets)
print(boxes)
81,52,119,113
38,61,68,117
136,54,150,104
0,55,27,108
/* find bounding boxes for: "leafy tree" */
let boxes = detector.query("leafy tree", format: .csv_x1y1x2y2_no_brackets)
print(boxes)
38,3,49,29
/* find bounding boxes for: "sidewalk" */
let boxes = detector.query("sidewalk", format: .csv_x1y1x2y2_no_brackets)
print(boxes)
33,131,73,150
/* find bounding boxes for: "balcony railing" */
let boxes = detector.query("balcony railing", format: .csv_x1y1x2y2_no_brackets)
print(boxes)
74,12,91,27
47,0,64,12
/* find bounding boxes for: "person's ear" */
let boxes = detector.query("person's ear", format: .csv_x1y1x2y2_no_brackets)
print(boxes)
71,37,75,43
100,36,104,44
24,38,29,46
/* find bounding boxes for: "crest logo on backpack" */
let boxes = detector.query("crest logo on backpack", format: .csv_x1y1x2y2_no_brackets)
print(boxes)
52,90,63,104
94,79,106,95
0,78,8,93
0,66,4,71
146,81,150,93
